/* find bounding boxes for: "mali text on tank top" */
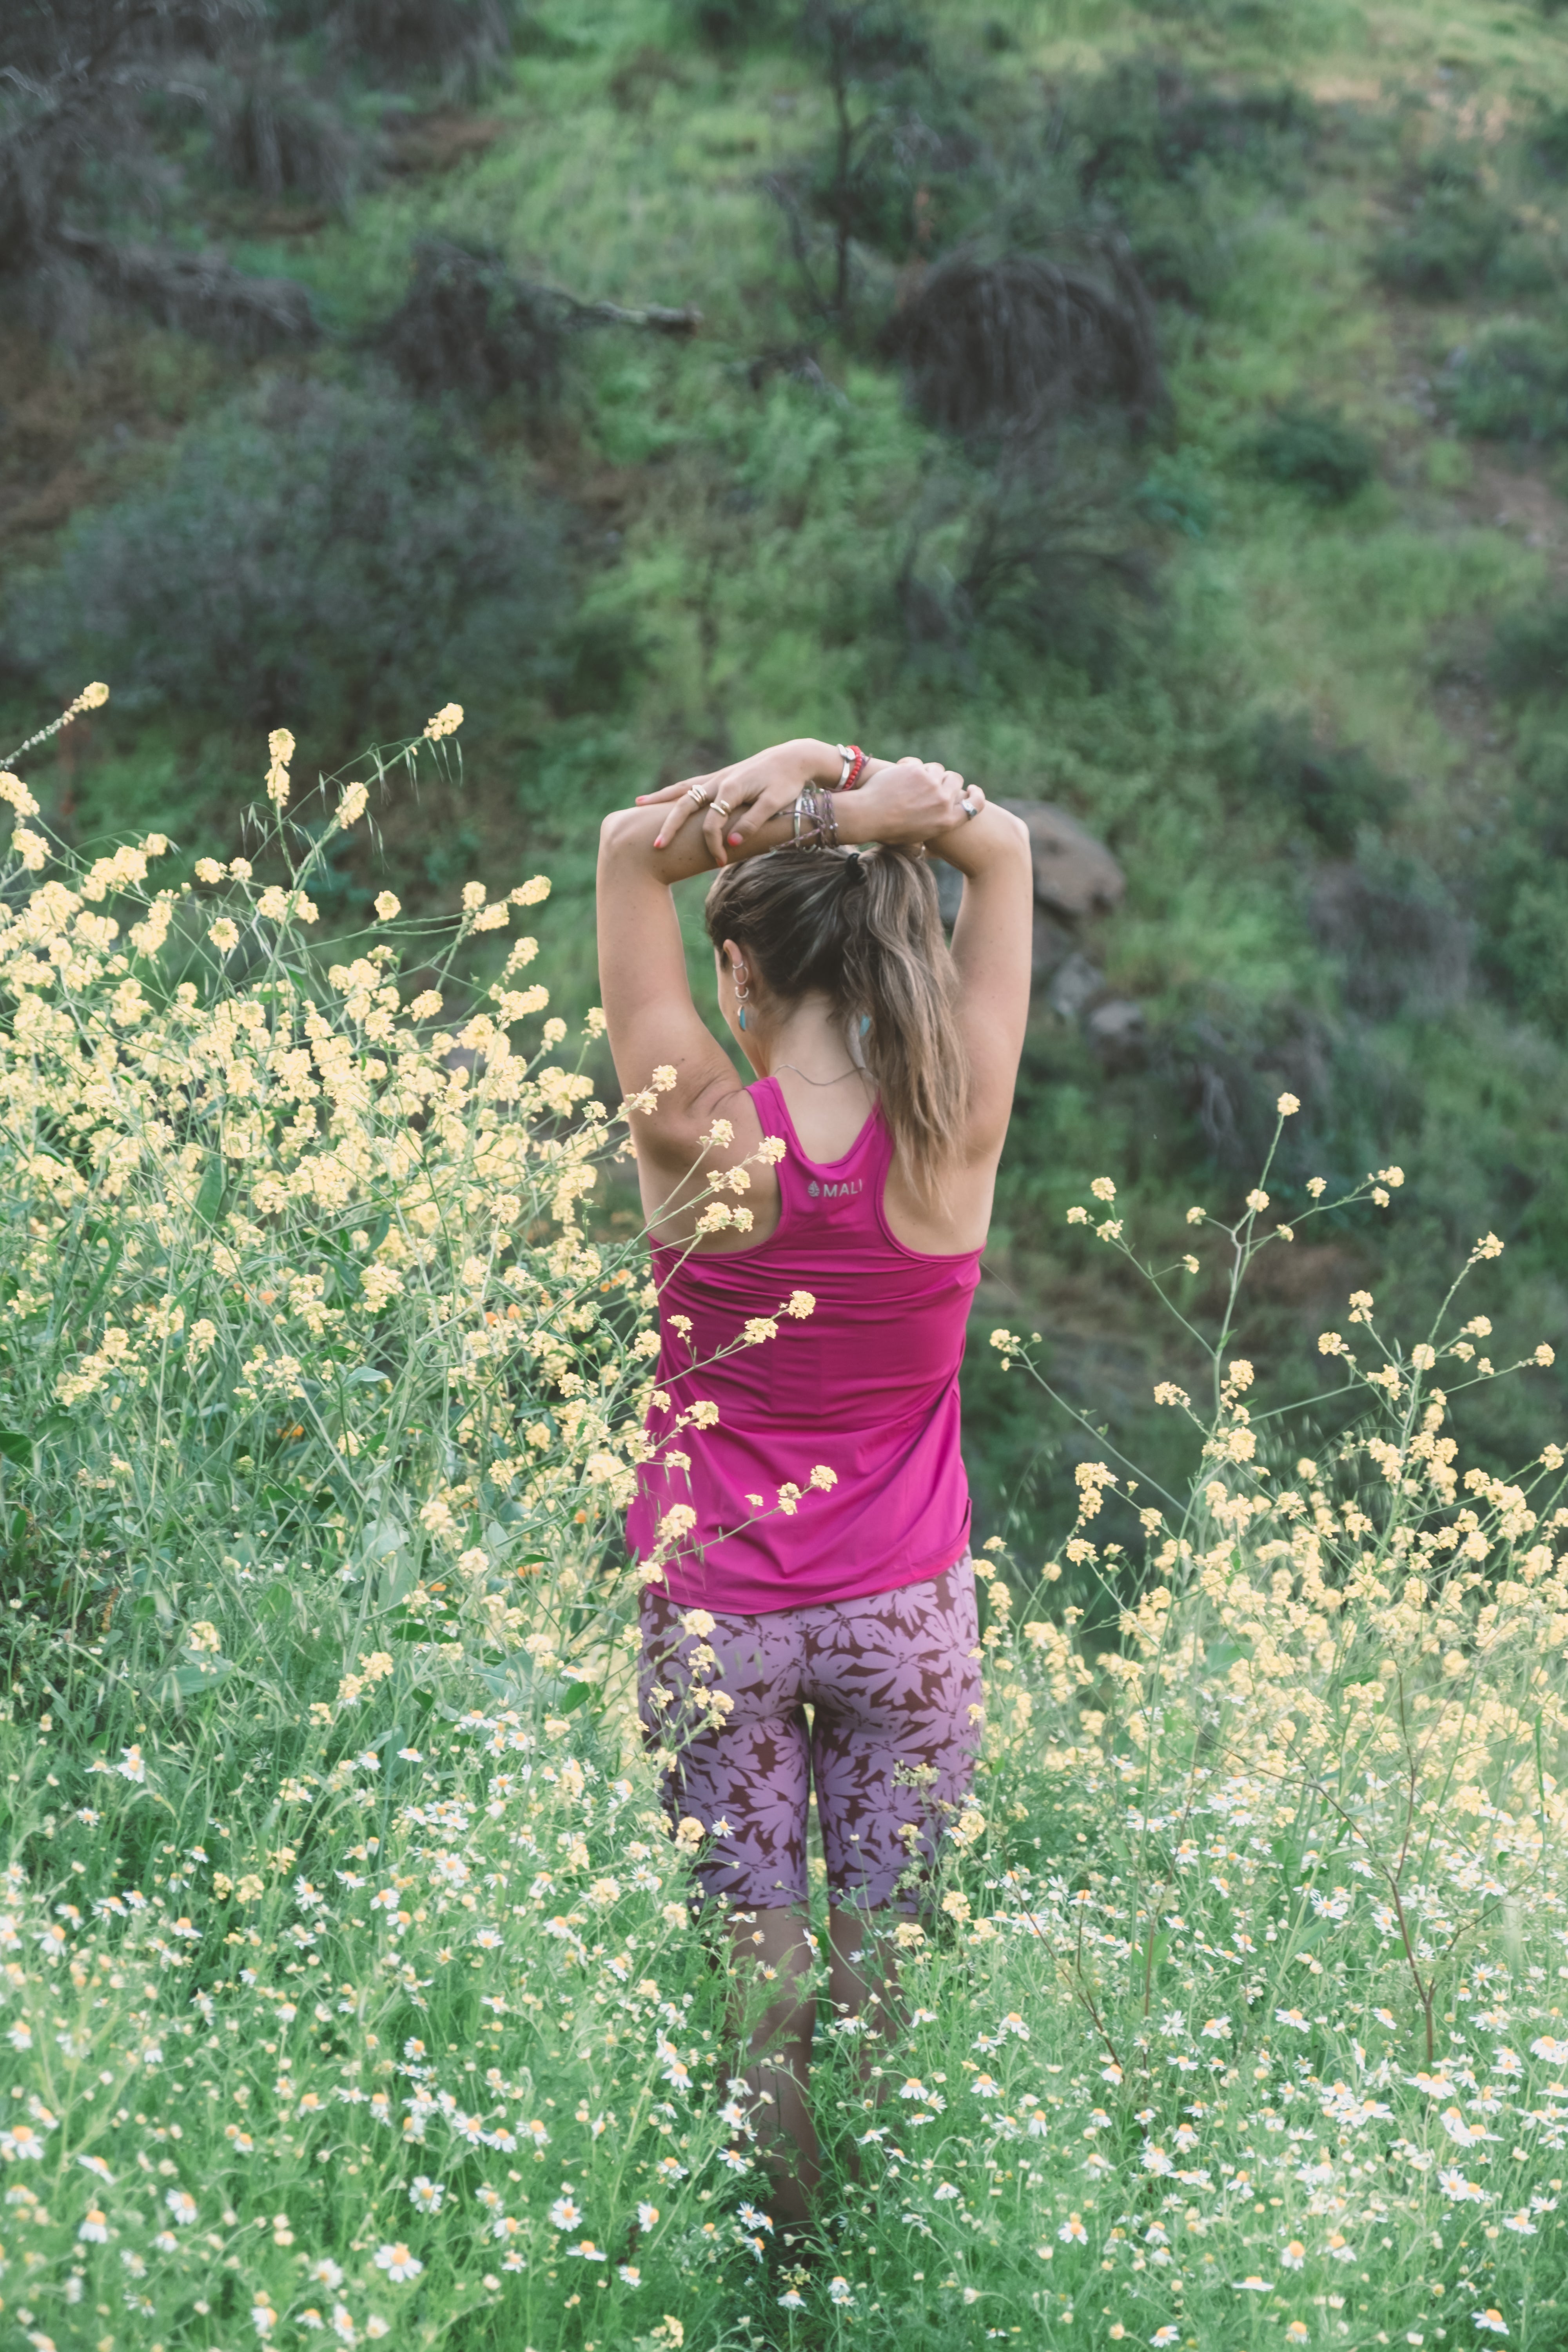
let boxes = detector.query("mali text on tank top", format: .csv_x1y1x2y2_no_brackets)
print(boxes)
626,1073,982,1615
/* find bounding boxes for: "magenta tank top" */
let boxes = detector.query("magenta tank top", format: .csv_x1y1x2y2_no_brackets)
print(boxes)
625,1074,982,1615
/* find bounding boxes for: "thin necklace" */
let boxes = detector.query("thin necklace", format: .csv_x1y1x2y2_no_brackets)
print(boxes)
772,1061,871,1089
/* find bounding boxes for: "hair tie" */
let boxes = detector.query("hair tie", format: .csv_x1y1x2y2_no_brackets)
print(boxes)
844,851,866,886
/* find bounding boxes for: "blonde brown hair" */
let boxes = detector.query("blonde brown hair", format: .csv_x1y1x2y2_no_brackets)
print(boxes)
705,844,967,1201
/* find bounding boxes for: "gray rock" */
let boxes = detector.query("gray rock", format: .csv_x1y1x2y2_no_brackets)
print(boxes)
1047,951,1107,1021
1000,800,1125,920
1085,997,1147,1069
1031,908,1075,979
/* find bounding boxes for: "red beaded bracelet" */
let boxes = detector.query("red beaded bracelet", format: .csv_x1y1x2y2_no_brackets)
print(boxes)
835,742,867,792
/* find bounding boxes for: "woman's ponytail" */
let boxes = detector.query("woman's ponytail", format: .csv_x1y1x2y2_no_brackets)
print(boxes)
704,844,968,1202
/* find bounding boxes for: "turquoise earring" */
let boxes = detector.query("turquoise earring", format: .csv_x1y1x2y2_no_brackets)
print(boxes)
738,1006,748,1030
859,1014,871,1038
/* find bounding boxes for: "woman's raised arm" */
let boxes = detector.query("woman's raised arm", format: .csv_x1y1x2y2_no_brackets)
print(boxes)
926,800,1035,1166
597,744,969,1186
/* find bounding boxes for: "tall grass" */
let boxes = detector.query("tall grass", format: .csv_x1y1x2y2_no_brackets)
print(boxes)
2,696,1567,2351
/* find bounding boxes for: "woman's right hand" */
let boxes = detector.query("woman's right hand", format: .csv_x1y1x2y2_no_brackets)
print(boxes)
842,758,982,848
637,737,832,865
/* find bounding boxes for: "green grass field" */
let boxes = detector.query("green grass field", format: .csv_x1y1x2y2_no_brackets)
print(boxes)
0,769,1565,2350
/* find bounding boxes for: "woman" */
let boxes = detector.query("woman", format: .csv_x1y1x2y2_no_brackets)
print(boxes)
596,737,1033,2227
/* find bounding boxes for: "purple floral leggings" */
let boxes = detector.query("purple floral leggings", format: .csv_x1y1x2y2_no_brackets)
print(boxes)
637,1558,982,1915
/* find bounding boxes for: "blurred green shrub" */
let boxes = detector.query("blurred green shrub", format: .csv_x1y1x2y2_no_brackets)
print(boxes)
1309,851,1470,1022
1479,865,1568,1031
266,0,527,92
673,0,786,47
1477,715,1568,1028
1371,151,1544,301
199,55,360,209
373,239,570,403
1526,100,1568,180
880,247,1166,439
1064,58,1316,310
766,0,944,314
9,376,563,742
1491,597,1568,702
1446,318,1568,443
1072,58,1314,195
796,0,930,76
804,102,978,265
1248,403,1376,504
1247,714,1405,852
895,443,1152,686
1131,451,1215,539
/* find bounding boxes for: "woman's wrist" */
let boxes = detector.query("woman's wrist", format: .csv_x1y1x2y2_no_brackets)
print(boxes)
793,737,845,788
800,741,895,792
930,800,1029,877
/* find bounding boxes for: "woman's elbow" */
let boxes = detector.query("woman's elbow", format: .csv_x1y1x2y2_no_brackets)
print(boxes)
598,806,642,862
1000,807,1032,854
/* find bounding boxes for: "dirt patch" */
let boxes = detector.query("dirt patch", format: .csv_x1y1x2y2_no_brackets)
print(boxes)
385,111,506,174
1454,446,1568,565
203,197,334,241
1305,74,1392,107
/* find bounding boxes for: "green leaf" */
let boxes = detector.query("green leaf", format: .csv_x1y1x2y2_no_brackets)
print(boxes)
0,1429,33,1469
172,1659,234,1696
374,1551,419,1610
83,1235,124,1316
558,1680,595,1715
194,1154,226,1227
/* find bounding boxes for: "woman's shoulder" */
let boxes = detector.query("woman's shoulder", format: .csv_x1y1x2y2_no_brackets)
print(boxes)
636,1070,784,1252
880,1139,998,1259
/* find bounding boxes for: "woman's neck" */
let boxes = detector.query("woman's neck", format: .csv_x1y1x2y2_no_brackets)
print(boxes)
747,995,863,1087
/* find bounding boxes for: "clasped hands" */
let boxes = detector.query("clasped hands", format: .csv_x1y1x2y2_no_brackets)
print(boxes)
635,736,985,867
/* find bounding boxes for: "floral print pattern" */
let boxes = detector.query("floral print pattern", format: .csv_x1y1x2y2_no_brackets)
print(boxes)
638,1558,982,1914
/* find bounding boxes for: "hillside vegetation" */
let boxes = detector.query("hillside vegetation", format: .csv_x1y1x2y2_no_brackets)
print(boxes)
5,0,1568,1563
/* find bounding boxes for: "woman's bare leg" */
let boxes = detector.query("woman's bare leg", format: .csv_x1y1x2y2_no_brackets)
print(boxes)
729,1906,819,2229
827,1905,903,2102
827,1904,894,2024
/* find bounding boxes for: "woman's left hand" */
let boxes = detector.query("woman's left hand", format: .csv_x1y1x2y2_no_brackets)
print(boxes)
637,738,833,865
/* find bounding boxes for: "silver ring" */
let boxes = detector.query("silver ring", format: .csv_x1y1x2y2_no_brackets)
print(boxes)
686,783,711,807
960,795,978,820
711,797,732,818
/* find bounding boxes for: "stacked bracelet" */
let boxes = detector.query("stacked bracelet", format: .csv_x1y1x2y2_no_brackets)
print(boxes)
791,784,839,850
834,742,868,791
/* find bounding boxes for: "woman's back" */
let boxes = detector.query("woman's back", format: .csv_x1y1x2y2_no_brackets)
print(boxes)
627,1075,982,1614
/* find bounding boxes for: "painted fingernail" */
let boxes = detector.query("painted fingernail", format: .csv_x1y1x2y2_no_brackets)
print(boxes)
728,831,742,846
